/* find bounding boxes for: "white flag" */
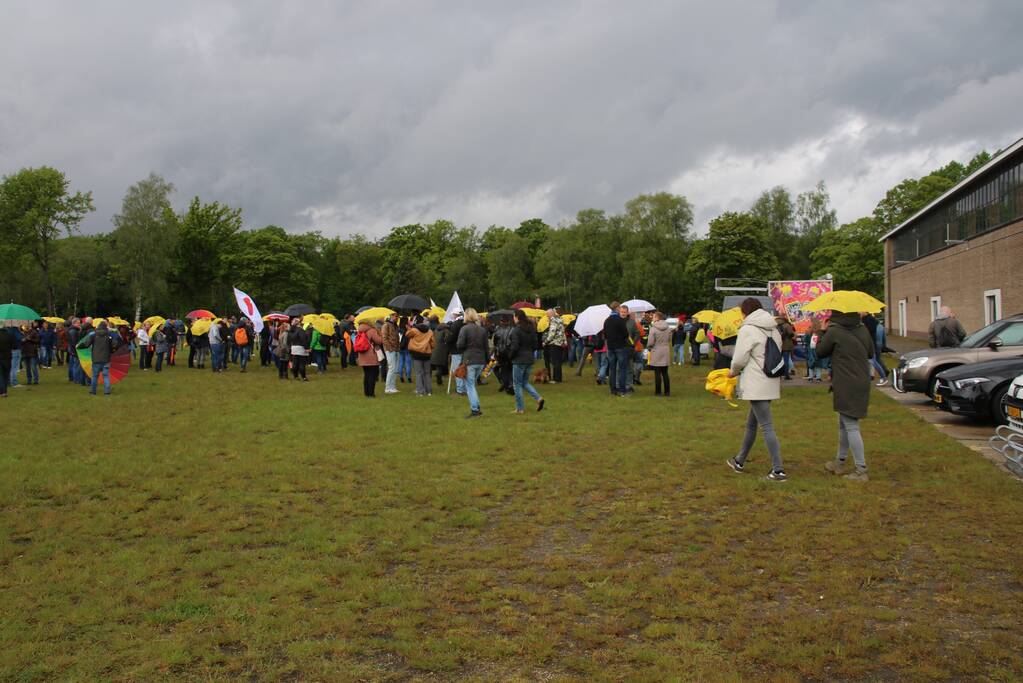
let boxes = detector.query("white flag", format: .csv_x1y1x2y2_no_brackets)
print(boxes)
233,287,264,333
443,291,464,323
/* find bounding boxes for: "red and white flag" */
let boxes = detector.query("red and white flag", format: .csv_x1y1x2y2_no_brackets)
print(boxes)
233,287,264,333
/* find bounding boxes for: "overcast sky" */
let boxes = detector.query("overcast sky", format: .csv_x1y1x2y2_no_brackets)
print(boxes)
3,1,1022,238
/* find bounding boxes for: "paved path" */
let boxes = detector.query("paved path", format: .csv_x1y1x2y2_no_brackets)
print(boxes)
880,386,1021,479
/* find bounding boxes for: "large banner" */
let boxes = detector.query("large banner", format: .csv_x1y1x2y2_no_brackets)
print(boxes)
768,280,833,335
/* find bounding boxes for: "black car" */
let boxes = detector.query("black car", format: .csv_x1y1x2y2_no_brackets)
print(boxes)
933,358,1023,425
1004,375,1023,428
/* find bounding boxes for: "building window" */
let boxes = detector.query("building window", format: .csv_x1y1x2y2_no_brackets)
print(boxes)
984,289,1002,325
930,296,941,321
898,299,907,337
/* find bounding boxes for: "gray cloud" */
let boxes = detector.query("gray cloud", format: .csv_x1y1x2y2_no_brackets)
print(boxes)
2,1,1021,237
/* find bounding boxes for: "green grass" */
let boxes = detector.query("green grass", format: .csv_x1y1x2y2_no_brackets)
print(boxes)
2,360,1023,681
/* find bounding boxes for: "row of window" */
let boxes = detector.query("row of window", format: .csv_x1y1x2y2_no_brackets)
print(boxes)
892,156,1023,263
893,289,1006,336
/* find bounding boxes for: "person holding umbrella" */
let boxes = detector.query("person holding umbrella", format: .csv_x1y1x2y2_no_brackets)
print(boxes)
405,315,435,396
288,318,310,381
77,320,118,396
725,298,787,482
816,312,875,481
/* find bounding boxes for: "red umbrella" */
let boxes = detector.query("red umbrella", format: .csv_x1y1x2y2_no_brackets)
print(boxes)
186,309,215,319
510,301,533,309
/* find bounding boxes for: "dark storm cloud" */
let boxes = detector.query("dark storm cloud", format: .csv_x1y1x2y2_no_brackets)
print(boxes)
2,1,1021,237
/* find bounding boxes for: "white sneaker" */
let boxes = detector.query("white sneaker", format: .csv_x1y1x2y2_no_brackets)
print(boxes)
385,389,399,394
876,378,889,387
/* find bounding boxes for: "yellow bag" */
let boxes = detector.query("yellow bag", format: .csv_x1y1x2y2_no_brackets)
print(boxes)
695,328,707,343
705,368,739,407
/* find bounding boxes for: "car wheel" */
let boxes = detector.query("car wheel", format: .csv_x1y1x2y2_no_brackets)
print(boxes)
990,385,1009,426
927,374,940,399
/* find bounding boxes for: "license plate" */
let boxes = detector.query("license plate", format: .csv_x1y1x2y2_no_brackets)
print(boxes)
1009,405,1021,418
933,394,943,404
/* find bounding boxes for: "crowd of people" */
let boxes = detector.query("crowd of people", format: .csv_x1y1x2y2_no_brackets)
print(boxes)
0,300,888,482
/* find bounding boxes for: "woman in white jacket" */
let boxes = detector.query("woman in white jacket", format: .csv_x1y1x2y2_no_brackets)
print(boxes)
725,298,787,481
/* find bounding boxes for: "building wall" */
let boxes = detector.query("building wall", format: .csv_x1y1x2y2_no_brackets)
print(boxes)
884,218,1023,338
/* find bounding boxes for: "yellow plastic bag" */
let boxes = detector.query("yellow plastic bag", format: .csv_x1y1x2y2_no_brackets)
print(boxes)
705,368,739,407
695,328,707,343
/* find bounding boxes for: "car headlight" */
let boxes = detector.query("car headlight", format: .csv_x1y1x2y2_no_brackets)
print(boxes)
904,357,929,370
952,377,988,390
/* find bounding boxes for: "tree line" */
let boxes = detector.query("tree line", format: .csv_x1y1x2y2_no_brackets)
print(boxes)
0,151,990,319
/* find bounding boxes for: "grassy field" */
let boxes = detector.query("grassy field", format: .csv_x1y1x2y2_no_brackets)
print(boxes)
2,358,1022,682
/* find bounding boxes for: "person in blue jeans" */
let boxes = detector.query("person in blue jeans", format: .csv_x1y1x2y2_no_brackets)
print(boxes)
77,320,117,395
455,309,489,418
602,302,632,397
508,310,546,413
8,326,22,388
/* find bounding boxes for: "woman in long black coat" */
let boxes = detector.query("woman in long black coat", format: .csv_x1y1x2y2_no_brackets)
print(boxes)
816,312,875,481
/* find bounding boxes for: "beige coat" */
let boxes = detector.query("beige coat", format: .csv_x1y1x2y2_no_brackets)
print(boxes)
730,308,782,401
645,320,672,367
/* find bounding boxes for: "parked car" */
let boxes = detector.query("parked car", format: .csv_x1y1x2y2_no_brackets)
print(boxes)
1003,373,1023,429
933,358,1023,425
893,313,1023,396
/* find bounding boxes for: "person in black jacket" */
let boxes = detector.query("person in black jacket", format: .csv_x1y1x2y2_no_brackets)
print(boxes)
509,310,545,413
602,302,631,397
0,327,14,397
288,321,310,381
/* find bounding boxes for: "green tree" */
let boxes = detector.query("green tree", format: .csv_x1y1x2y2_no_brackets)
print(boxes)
487,233,533,306
0,167,94,313
171,197,243,313
330,235,386,315
684,211,779,308
750,186,798,276
792,181,838,278
221,226,316,310
810,217,885,297
623,192,693,240
112,173,178,320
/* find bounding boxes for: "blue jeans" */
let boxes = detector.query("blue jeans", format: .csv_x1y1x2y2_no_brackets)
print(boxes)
465,363,484,412
24,356,39,384
608,347,630,394
782,351,794,377
512,363,541,411
90,361,111,394
597,352,608,382
449,353,465,394
385,350,399,390
210,343,224,371
240,346,252,371
68,351,78,382
673,344,684,364
9,350,21,386
399,350,412,380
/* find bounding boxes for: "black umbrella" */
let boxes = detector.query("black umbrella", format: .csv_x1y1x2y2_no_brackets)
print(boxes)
284,303,316,317
487,309,516,319
388,294,430,311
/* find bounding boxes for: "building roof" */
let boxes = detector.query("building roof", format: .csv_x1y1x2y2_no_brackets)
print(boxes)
880,134,1023,242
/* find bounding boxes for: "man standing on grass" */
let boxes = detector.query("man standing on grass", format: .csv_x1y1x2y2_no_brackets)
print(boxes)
603,302,631,397
77,320,118,396
382,311,401,394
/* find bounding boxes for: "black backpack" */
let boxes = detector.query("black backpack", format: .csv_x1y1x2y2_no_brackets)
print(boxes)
762,332,786,378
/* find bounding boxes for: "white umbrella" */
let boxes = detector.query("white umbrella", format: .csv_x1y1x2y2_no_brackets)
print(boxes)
573,304,612,337
621,298,655,313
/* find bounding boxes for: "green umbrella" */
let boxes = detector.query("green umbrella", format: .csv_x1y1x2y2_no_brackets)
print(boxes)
0,303,42,327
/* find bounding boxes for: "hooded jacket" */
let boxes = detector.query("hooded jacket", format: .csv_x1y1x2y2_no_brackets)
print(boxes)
79,327,116,363
730,308,783,401
645,320,672,367
816,312,875,419
356,322,383,366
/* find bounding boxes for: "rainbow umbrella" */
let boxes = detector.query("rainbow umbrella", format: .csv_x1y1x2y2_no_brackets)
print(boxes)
77,338,131,385
186,309,216,320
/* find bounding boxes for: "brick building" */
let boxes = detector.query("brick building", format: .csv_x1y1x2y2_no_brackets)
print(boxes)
882,135,1023,338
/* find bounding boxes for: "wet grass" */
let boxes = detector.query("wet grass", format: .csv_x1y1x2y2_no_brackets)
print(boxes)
2,360,1022,681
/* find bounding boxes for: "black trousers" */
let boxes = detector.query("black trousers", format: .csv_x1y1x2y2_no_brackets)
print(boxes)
291,356,307,379
547,346,564,382
363,365,379,396
690,341,701,366
278,357,289,378
653,366,670,395
188,345,196,368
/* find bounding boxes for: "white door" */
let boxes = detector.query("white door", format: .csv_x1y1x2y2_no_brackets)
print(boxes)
898,299,907,337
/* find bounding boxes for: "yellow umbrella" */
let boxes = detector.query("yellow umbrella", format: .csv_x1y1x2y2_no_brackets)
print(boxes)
354,307,395,325
711,307,744,340
692,310,720,323
108,316,130,327
803,290,885,314
191,318,212,336
520,307,546,319
421,305,446,320
146,317,167,335
536,315,551,332
304,314,336,336
142,315,163,328
42,316,65,324
562,314,576,325
92,317,106,328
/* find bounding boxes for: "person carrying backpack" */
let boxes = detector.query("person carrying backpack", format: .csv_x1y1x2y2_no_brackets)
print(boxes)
816,313,875,481
234,320,252,372
725,298,787,482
